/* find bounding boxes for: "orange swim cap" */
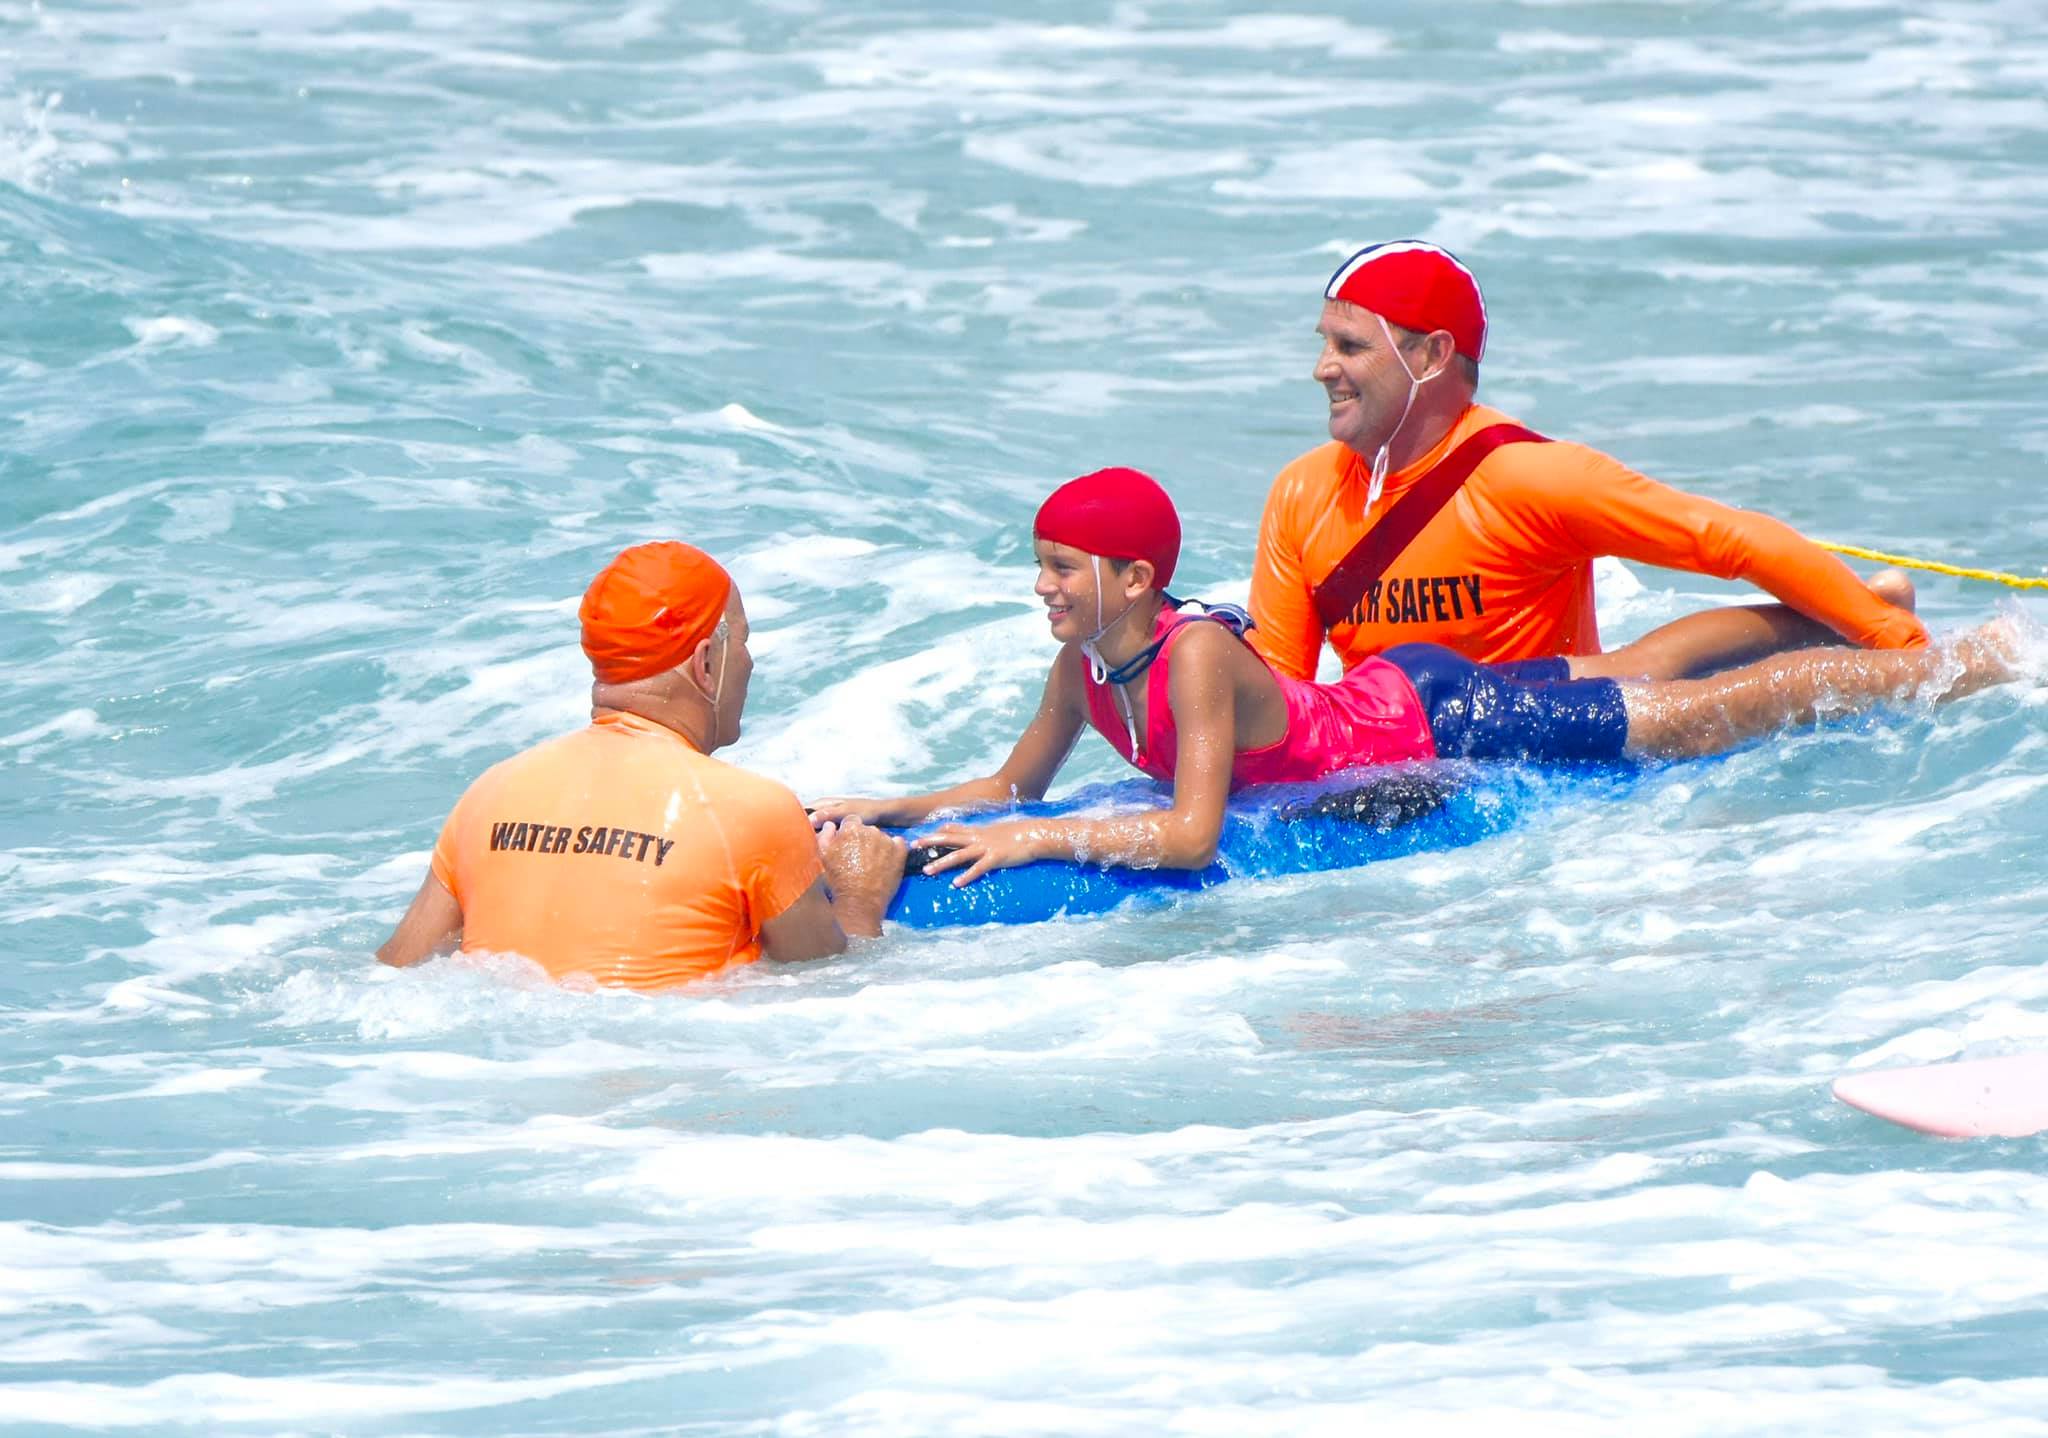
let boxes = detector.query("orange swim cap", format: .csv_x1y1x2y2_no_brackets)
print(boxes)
579,541,734,684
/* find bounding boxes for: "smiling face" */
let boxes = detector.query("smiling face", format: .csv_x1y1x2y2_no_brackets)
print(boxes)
1312,298,1434,455
1033,538,1101,644
1032,538,1149,645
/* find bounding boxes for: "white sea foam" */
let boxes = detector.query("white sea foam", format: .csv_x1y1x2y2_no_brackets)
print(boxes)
0,1358,752,1428
126,1067,268,1099
4,572,117,615
6,2,2047,1427
1214,142,1440,201
0,707,102,748
122,316,218,348
965,131,1254,189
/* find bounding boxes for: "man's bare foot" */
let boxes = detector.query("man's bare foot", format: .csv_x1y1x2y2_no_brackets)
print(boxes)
1945,616,2023,698
1868,567,1916,613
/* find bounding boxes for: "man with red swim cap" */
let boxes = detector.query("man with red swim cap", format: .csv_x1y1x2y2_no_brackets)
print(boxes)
378,541,904,990
1248,240,1928,686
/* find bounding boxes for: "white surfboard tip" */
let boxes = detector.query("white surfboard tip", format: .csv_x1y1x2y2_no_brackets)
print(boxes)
1834,1053,2048,1139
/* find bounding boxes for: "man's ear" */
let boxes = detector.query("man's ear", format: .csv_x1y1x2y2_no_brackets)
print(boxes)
685,634,719,697
1422,329,1458,382
1124,559,1156,597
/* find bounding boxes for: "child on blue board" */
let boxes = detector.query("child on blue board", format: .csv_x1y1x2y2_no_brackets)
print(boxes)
812,468,2017,887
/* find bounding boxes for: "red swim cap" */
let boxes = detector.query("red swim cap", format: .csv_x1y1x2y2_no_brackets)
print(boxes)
579,541,733,684
1324,241,1488,362
1033,467,1181,591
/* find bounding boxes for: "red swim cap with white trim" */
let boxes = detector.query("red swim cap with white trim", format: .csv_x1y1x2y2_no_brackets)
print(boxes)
1034,467,1181,591
1324,241,1488,362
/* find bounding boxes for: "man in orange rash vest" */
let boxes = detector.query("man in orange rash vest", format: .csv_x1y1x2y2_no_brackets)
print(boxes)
1248,240,1930,683
377,541,905,990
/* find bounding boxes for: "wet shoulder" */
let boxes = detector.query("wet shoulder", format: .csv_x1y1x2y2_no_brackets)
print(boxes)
687,748,808,823
458,726,599,800
1165,615,1261,687
1466,412,1618,499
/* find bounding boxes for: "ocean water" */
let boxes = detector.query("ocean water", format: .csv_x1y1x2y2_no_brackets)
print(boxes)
4,0,2048,1432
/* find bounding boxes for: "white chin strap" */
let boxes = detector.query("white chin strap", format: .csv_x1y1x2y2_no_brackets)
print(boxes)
705,619,731,727
1079,556,1142,750
1367,314,1443,508
1080,556,1119,683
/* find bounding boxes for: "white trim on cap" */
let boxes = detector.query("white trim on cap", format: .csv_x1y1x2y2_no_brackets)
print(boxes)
1324,239,1488,340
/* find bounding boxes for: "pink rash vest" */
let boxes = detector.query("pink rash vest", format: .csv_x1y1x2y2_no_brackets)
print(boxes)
1079,605,1437,787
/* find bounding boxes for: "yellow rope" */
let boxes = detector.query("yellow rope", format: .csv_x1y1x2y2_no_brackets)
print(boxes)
1817,541,2048,591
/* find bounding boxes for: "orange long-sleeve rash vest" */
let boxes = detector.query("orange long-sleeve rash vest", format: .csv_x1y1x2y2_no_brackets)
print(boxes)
1247,404,1929,680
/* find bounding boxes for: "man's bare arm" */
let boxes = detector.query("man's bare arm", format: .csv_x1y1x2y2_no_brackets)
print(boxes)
759,877,850,962
377,872,464,968
760,818,905,962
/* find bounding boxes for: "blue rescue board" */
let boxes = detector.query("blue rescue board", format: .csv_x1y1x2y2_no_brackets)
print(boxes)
883,765,1626,928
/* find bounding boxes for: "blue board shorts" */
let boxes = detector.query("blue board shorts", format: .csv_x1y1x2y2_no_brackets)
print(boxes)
1382,643,1631,764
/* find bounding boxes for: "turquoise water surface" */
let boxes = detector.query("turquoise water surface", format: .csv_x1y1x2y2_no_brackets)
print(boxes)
5,2,2048,1432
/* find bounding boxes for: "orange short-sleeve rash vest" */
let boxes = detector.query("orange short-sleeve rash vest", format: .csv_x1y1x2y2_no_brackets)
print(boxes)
1248,404,1929,680
430,711,822,989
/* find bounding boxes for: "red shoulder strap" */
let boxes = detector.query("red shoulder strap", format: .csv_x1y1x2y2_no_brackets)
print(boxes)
1311,423,1549,631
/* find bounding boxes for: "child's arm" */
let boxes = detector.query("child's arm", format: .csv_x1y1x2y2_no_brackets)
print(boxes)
810,655,1088,828
921,624,1240,885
